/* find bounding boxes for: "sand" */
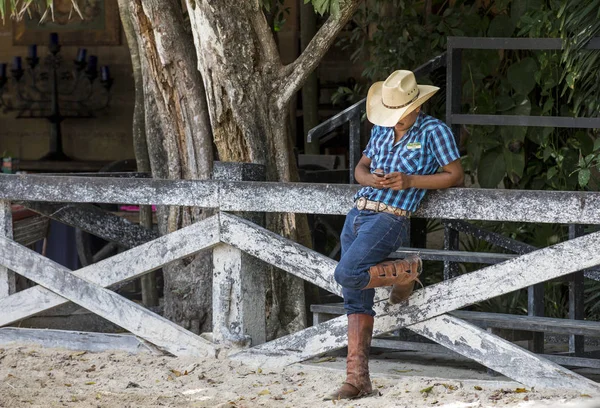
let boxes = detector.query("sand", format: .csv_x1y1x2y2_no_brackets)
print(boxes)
1,344,599,408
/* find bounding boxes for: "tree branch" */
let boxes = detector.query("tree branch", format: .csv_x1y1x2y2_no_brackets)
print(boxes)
275,0,362,110
250,6,282,73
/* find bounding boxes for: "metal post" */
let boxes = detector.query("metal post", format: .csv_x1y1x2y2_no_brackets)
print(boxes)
528,283,545,354
0,200,16,298
569,224,585,355
212,162,267,347
443,221,459,280
348,111,362,184
446,40,462,143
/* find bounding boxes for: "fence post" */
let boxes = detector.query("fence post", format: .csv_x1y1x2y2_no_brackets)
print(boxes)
0,200,16,298
568,224,585,354
443,221,459,280
212,162,267,347
348,111,362,184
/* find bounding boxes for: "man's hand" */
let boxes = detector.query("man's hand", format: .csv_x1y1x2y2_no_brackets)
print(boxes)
381,172,411,190
368,168,387,188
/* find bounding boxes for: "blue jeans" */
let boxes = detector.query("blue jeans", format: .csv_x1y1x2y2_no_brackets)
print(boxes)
334,207,410,316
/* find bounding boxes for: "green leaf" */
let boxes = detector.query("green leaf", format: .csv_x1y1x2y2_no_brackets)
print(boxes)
478,148,506,188
488,14,515,37
496,95,515,112
501,126,526,147
594,138,600,152
504,150,525,183
547,166,558,180
579,169,591,187
507,58,538,95
541,97,554,115
330,0,340,17
575,131,594,155
543,146,553,161
506,94,531,116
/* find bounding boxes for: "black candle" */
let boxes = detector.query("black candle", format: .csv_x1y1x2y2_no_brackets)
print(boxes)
87,55,98,71
50,32,59,46
101,66,110,81
13,57,22,70
28,45,37,59
76,48,87,63
0,64,6,78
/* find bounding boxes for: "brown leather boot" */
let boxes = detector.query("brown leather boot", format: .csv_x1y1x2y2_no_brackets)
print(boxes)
326,313,375,400
363,255,422,304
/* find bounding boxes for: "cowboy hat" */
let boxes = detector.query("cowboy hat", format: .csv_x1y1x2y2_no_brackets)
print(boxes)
366,70,439,127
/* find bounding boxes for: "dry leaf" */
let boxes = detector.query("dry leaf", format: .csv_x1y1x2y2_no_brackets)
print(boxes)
170,369,182,377
84,365,96,373
515,388,527,393
64,383,72,387
420,386,434,394
313,356,336,363
85,381,96,385
474,386,483,391
257,368,262,373
258,389,270,396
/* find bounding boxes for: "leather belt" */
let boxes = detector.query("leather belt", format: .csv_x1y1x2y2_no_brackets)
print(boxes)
355,197,411,217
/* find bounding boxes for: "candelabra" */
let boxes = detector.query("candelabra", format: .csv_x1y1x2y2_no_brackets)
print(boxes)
0,32,114,161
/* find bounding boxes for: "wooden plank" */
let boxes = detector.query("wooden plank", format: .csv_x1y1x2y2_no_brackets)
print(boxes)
0,215,220,328
213,244,266,347
219,213,339,295
409,315,600,393
224,214,600,337
2,175,600,224
451,311,600,337
373,337,600,369
390,247,516,264
21,201,158,248
0,175,218,207
229,219,600,390
0,200,15,298
310,304,600,338
373,230,600,328
0,236,217,357
0,327,160,354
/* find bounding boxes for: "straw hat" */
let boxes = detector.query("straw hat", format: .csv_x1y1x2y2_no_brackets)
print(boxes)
366,70,439,127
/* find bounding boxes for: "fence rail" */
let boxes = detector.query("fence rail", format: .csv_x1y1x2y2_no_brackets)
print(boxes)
2,173,600,392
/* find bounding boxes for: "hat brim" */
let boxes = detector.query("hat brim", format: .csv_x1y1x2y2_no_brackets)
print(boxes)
366,82,440,127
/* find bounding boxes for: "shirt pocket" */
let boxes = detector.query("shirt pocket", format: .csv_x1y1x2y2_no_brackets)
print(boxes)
398,148,423,173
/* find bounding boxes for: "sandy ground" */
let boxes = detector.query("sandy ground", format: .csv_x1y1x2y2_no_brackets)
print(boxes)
2,345,600,408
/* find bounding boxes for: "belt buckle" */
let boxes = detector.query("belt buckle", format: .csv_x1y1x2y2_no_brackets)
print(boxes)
377,202,387,212
356,197,367,210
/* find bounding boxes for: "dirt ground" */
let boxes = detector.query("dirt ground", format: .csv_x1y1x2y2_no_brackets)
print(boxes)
1,344,600,408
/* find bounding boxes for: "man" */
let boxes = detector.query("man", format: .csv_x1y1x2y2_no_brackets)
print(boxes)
328,70,464,400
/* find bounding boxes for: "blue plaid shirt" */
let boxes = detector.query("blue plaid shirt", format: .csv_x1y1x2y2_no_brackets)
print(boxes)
355,111,460,212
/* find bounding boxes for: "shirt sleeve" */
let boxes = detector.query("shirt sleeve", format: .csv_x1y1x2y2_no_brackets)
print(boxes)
362,126,379,159
429,123,460,167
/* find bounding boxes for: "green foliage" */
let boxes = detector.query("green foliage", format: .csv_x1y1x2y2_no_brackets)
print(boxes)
262,0,291,32
304,0,341,17
559,0,600,118
336,0,599,193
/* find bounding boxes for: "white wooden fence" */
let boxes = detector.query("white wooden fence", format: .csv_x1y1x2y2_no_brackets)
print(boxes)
1,173,600,392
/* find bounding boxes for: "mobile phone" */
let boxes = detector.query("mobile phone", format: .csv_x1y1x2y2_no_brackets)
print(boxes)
373,171,385,177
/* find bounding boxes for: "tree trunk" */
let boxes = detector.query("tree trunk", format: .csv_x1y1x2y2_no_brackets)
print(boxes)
117,0,159,308
128,0,215,333
186,0,361,338
301,2,320,155
121,0,361,338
